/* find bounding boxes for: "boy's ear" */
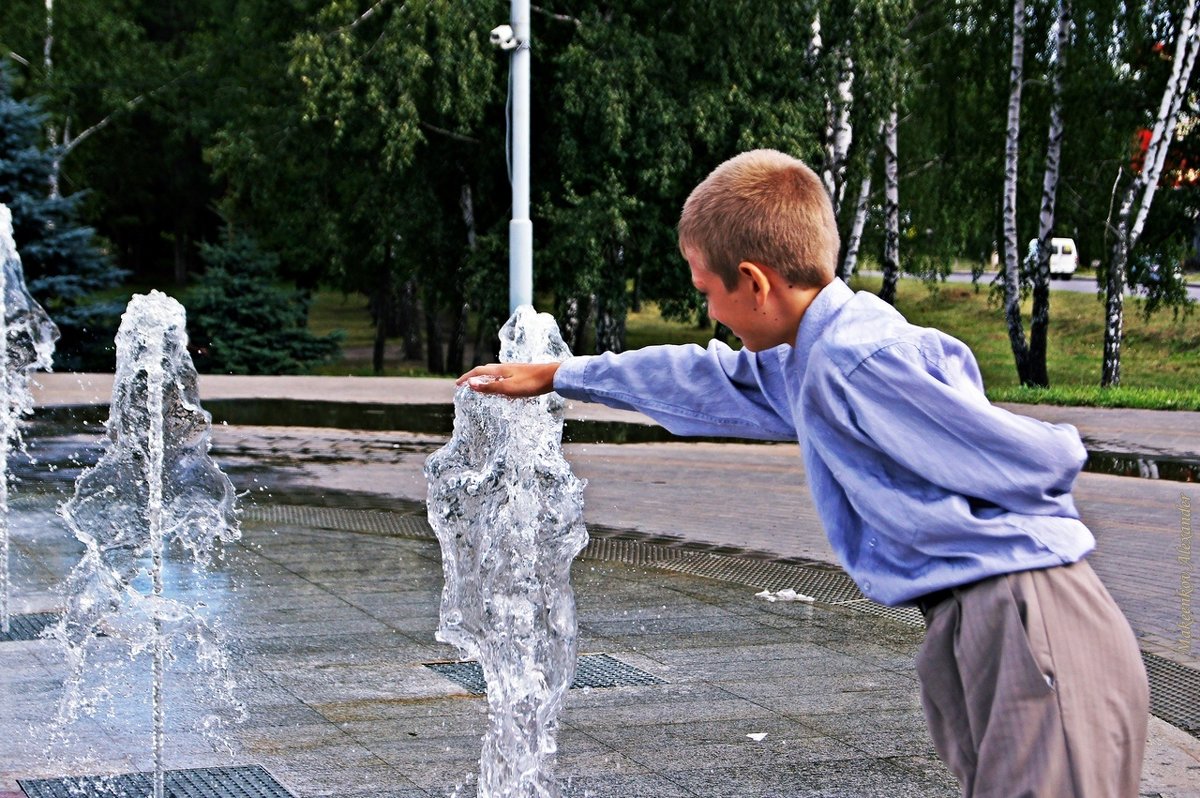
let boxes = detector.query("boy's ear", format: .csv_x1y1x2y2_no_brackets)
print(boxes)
738,261,773,305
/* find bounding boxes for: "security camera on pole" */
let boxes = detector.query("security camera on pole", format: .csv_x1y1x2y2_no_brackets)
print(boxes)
492,2,532,313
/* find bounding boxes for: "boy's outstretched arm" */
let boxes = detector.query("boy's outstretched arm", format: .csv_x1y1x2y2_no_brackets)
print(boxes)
463,343,797,442
456,362,560,398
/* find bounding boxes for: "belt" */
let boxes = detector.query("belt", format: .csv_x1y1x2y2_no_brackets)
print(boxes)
915,586,956,616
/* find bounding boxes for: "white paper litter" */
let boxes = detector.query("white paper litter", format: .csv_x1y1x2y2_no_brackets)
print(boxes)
746,732,769,742
754,588,815,603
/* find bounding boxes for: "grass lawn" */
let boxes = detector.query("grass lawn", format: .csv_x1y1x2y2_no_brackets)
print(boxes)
306,290,439,377
307,278,1200,409
845,275,1200,409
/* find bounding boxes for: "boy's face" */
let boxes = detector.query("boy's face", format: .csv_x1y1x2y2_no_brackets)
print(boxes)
686,247,771,351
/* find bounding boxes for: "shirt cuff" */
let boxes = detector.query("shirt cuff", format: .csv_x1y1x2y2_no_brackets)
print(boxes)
553,355,595,401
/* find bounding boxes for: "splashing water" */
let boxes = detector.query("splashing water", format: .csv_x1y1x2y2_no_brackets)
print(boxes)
48,291,240,798
0,203,59,634
425,306,589,798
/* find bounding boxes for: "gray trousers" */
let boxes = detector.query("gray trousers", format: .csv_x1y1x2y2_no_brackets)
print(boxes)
916,559,1149,798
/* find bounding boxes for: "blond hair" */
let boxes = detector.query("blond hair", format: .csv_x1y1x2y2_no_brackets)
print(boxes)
678,149,839,290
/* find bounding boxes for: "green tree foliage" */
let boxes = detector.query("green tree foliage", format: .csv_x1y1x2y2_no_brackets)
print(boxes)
0,63,123,370
0,0,225,283
212,0,508,373
902,0,1197,282
541,1,829,347
5,0,1194,379
186,234,341,374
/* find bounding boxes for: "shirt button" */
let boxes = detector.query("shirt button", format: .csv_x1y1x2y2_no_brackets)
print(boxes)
868,538,878,548
863,580,871,592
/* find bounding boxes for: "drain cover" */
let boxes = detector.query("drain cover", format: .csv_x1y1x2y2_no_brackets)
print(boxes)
243,505,433,539
1143,652,1200,738
426,652,664,695
0,612,60,643
20,765,294,798
841,600,925,627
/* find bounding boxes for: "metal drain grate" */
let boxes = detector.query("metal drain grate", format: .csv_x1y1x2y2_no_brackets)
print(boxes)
573,653,666,688
243,504,433,539
426,652,665,695
1142,652,1200,738
840,600,925,627
0,612,60,643
664,554,864,603
583,537,693,567
20,764,294,798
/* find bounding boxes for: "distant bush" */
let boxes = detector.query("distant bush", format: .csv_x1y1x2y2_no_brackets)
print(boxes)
187,235,341,374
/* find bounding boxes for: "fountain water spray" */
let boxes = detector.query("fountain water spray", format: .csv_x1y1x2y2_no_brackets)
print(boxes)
49,291,240,798
425,306,588,798
0,203,59,634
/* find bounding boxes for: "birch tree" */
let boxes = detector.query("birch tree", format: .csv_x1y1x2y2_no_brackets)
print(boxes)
823,54,856,217
1027,0,1072,388
1101,0,1200,386
880,106,901,304
809,13,854,217
839,170,873,279
1001,0,1030,380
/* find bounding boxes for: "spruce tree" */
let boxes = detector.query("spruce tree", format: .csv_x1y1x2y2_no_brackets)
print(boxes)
187,234,341,375
0,63,123,371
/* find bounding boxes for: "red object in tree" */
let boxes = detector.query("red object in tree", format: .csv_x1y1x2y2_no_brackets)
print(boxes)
1131,127,1199,187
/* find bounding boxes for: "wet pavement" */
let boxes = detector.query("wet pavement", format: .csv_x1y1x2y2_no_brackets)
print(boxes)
0,374,1195,796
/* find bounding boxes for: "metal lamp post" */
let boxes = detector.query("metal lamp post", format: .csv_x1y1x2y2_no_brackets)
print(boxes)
508,0,532,313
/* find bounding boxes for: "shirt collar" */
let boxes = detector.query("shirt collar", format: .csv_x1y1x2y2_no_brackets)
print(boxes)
793,278,854,366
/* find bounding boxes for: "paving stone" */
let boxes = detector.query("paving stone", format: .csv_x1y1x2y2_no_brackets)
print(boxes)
7,403,1198,795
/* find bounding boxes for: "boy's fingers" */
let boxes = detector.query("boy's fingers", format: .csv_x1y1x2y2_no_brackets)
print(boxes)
456,364,504,385
467,375,506,392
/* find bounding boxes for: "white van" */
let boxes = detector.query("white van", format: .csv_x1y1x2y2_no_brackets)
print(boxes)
1027,237,1080,279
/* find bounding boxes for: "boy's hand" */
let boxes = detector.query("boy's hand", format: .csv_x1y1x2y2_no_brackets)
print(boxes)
456,362,561,398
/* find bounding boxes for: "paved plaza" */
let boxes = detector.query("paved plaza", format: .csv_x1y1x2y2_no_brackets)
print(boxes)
0,374,1195,797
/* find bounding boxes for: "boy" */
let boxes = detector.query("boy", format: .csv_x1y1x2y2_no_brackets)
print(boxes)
458,149,1149,796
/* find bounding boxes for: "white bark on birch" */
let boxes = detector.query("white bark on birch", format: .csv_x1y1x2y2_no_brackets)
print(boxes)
1131,0,1200,248
1002,0,1029,378
823,55,855,216
44,0,60,199
1030,0,1072,388
880,107,900,304
841,173,873,279
1103,0,1200,385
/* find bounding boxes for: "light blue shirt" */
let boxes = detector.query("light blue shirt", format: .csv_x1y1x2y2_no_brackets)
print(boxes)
553,278,1094,606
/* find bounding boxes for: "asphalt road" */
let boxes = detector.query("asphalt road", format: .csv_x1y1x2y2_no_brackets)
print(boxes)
861,269,1200,301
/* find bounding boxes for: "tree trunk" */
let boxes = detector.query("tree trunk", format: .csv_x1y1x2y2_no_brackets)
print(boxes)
44,0,60,199
1102,0,1200,385
372,247,392,375
840,173,872,281
822,53,854,216
1002,0,1030,383
594,300,626,354
172,227,189,284
631,261,643,313
449,182,475,374
471,312,493,366
595,244,627,354
1103,202,1131,387
425,297,445,374
1028,0,1072,389
399,277,423,361
1131,0,1200,243
446,301,468,374
560,295,594,353
880,107,900,305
